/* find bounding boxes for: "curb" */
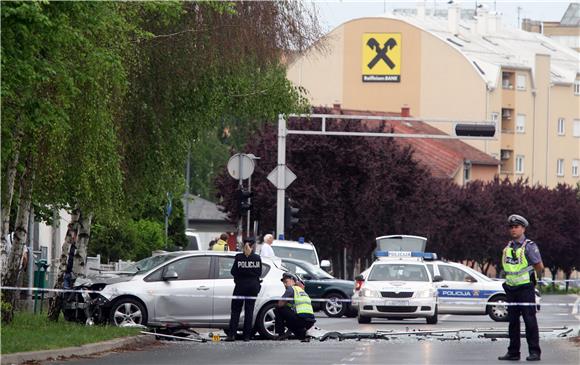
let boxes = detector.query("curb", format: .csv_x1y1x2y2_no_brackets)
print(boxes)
1,335,157,365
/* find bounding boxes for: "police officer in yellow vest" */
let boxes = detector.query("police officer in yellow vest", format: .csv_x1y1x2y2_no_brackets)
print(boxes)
498,214,544,362
275,272,316,342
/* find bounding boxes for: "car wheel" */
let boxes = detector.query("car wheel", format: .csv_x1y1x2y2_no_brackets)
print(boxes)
109,298,147,327
488,295,508,322
256,302,279,340
323,293,347,318
357,315,371,324
426,306,438,324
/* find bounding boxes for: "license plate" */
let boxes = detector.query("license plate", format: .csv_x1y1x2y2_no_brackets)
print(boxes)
383,300,409,306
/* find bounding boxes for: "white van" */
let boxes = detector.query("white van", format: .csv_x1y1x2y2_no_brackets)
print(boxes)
269,239,331,269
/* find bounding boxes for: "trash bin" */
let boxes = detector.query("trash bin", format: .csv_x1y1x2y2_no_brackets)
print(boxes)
33,259,49,313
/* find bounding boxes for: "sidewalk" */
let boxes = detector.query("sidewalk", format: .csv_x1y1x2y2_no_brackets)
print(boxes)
1,335,156,365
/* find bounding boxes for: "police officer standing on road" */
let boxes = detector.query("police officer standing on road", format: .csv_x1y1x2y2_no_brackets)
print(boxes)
498,214,544,362
226,237,262,342
275,272,316,342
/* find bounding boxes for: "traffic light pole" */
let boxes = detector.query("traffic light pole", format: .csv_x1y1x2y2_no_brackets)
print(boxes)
275,113,496,239
276,115,287,239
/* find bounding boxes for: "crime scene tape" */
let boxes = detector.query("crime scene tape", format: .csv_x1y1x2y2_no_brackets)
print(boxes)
1,286,579,308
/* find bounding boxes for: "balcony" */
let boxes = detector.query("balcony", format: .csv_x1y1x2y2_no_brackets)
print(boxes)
502,71,516,108
501,129,515,150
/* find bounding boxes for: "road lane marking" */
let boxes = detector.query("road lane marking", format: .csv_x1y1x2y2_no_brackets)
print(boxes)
572,297,580,315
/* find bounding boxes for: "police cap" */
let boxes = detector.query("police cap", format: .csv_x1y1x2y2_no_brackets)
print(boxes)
281,272,297,282
508,214,529,227
243,237,256,246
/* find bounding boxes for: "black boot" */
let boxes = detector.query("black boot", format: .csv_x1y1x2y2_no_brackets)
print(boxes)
498,353,520,361
224,336,236,342
526,353,541,361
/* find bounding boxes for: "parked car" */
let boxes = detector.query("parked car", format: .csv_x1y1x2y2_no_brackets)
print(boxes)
281,258,356,318
62,251,287,339
356,253,441,324
269,239,331,269
425,260,541,322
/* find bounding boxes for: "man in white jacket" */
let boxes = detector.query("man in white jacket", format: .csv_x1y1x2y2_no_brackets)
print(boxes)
259,234,275,258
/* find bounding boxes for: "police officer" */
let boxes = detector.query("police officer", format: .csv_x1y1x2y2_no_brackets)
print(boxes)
498,214,543,362
275,272,316,342
226,237,262,342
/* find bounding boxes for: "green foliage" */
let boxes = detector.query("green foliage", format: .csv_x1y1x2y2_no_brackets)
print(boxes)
1,300,13,325
88,219,165,262
1,311,139,354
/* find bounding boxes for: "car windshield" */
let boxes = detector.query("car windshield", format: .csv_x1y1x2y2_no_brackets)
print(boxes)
123,254,181,275
272,246,318,265
368,263,429,282
284,260,333,279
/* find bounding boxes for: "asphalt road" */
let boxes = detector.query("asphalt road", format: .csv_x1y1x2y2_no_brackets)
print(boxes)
48,294,580,365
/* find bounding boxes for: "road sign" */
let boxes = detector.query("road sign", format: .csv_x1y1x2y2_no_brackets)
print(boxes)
227,153,255,180
267,166,296,189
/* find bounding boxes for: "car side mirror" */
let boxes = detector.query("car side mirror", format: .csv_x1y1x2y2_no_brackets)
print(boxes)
433,275,444,283
464,276,477,283
163,269,179,281
320,260,331,268
355,274,365,281
301,274,313,281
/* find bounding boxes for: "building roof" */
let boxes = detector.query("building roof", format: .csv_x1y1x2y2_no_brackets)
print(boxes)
185,195,228,221
561,3,580,26
353,8,580,87
339,108,500,179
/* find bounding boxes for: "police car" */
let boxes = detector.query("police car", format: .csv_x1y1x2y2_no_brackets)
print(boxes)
356,251,441,324
425,260,541,322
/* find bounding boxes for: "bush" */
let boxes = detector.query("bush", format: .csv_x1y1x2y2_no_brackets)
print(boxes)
88,219,166,262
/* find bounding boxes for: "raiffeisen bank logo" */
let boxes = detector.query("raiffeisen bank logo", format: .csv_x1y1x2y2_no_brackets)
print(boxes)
362,33,401,82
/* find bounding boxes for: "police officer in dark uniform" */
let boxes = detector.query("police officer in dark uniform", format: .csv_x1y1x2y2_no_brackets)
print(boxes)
226,237,262,342
498,214,543,362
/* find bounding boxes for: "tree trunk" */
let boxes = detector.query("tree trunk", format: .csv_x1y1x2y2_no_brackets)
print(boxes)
1,130,23,274
47,210,92,321
47,211,80,321
1,158,34,324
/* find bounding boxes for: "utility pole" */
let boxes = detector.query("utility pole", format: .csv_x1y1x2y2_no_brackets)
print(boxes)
184,145,190,231
517,6,523,29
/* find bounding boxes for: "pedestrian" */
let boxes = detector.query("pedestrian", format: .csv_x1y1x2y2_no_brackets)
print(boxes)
213,233,229,251
274,272,316,342
259,233,275,258
498,214,543,362
226,237,262,342
208,238,217,250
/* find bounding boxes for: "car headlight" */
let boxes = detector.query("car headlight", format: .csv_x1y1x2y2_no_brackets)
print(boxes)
415,288,435,298
361,288,380,298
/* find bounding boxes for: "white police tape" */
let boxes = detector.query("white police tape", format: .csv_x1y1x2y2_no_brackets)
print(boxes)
1,286,578,307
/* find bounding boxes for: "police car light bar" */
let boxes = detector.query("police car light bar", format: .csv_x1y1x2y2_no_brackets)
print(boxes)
375,251,438,260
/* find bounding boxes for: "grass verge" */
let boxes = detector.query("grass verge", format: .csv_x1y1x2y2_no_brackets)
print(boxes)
1,311,140,354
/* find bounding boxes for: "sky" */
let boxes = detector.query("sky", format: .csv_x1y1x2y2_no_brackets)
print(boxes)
312,1,576,32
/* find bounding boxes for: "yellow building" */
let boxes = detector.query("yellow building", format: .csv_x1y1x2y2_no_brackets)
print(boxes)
522,3,580,52
287,5,580,187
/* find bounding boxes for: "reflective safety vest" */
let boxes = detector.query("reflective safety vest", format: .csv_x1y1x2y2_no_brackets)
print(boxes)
290,286,314,315
502,240,534,287
213,240,228,251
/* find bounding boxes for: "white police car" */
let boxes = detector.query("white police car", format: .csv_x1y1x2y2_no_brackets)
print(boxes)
425,260,541,322
356,251,441,324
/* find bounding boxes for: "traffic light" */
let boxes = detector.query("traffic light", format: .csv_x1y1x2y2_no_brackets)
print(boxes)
237,188,253,214
284,196,299,231
455,124,496,137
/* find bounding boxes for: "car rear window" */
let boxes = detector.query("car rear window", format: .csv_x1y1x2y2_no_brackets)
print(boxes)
368,263,429,282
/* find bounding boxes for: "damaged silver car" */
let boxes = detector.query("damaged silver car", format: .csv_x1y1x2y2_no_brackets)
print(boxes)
62,251,287,339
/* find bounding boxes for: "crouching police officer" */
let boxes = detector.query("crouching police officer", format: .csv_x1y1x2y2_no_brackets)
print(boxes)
498,214,543,362
226,237,262,342
275,273,316,342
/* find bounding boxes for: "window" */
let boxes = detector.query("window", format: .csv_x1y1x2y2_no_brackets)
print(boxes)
557,159,565,177
165,256,211,280
516,114,526,133
369,264,429,282
439,265,475,282
216,257,270,279
515,155,524,174
516,74,526,90
573,160,579,177
575,80,580,96
464,163,471,182
557,118,565,135
574,120,580,137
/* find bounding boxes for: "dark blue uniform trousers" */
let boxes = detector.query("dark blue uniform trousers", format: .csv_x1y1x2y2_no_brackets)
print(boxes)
228,284,260,339
504,283,541,356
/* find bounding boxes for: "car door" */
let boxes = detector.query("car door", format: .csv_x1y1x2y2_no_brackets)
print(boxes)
148,255,213,324
211,256,236,326
435,264,479,313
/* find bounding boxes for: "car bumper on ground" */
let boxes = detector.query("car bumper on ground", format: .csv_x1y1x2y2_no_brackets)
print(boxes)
358,297,436,318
